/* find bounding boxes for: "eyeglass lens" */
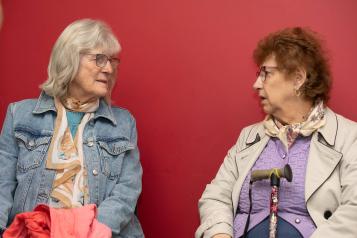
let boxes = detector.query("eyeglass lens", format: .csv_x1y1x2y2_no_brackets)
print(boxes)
95,54,120,68
256,66,267,79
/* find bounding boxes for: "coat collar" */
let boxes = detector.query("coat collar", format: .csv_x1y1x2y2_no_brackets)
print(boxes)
316,107,337,146
32,91,117,125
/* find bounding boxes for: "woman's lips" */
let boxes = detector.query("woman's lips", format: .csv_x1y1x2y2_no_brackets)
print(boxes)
96,79,108,84
259,96,267,104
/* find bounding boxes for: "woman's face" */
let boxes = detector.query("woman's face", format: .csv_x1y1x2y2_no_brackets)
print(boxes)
253,56,298,118
68,49,118,102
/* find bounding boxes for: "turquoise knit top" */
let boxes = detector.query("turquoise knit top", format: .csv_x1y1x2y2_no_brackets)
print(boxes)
66,111,85,137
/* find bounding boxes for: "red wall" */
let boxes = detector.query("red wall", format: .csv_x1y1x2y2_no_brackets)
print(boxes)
1,1,357,237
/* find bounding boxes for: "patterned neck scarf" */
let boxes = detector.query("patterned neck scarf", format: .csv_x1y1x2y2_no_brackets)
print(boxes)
263,100,326,151
46,97,99,208
62,96,99,112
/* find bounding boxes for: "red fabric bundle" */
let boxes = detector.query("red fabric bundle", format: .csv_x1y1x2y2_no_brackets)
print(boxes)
3,204,111,238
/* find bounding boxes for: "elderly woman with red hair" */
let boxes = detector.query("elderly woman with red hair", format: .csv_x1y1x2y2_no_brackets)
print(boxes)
196,27,357,238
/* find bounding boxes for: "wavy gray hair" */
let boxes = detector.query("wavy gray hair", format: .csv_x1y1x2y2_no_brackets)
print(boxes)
41,19,121,100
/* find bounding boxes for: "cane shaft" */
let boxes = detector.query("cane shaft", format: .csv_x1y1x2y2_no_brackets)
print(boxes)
269,172,280,238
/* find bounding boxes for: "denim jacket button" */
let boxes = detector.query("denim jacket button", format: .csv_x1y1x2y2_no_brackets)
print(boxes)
29,140,35,147
92,169,98,176
87,137,94,147
38,193,48,199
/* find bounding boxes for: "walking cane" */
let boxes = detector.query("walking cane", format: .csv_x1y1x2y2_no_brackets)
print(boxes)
244,164,293,238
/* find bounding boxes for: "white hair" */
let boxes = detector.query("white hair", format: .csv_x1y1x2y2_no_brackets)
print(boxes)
41,19,121,100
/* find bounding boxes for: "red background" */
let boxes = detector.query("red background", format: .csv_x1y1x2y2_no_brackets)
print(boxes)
1,1,357,237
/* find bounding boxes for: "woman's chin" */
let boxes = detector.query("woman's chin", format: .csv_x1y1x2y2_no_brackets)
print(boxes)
93,88,109,99
261,105,273,115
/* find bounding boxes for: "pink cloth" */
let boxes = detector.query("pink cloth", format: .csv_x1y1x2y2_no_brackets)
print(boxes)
4,204,111,238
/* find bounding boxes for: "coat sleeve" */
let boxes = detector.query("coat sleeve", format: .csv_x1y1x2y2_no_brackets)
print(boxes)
195,128,248,238
0,104,18,230
311,120,357,238
97,114,143,236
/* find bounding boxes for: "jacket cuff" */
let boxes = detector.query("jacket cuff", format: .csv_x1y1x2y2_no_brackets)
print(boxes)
204,223,233,238
196,217,233,238
0,215,7,232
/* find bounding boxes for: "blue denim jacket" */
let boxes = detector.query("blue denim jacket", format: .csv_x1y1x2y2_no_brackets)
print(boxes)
0,92,144,237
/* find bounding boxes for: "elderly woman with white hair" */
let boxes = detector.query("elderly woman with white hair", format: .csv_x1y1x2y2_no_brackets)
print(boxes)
0,19,144,237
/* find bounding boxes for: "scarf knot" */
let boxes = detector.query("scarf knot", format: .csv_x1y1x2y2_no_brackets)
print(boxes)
263,101,326,150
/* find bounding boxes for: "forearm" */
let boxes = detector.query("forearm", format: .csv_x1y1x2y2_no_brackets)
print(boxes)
97,148,142,235
196,146,238,238
213,234,232,238
0,104,18,227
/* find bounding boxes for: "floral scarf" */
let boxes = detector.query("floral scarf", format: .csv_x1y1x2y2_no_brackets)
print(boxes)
263,101,326,151
46,97,99,208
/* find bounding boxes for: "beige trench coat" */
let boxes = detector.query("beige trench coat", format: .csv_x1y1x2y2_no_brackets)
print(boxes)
196,108,357,238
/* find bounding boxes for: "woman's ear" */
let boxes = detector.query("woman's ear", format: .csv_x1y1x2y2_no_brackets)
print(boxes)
294,67,307,90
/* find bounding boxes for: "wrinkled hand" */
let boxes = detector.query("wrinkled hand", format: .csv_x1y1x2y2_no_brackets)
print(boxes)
212,234,232,238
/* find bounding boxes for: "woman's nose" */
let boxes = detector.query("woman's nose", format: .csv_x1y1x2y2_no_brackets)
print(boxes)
102,61,114,73
253,76,263,90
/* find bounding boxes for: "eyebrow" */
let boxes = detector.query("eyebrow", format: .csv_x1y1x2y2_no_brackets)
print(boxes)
261,65,278,68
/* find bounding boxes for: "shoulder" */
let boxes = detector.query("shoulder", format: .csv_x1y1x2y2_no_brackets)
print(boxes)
6,98,38,117
335,113,357,132
335,113,357,146
96,105,138,141
110,105,136,125
240,122,264,137
234,121,264,151
111,105,134,117
326,108,357,135
325,108,357,151
9,98,37,111
3,98,55,136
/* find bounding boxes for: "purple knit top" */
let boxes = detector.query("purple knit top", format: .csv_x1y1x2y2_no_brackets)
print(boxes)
233,136,316,238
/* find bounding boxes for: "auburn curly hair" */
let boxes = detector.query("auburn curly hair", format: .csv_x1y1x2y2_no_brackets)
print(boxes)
253,27,332,103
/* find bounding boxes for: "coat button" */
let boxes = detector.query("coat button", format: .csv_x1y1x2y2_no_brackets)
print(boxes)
295,218,301,224
92,169,98,176
324,210,332,219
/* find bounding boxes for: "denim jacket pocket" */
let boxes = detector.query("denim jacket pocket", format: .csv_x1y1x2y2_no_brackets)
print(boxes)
14,128,52,173
98,139,135,180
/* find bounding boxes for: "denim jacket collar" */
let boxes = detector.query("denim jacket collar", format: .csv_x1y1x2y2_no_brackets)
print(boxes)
94,99,117,126
32,91,117,125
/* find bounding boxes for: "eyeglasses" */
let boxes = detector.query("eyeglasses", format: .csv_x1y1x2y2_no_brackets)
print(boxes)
256,66,279,82
84,53,120,68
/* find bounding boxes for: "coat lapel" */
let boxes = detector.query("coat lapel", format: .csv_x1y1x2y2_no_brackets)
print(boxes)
305,108,342,202
232,124,270,214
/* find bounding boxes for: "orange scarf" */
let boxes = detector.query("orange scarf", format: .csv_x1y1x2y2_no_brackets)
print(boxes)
46,98,98,208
